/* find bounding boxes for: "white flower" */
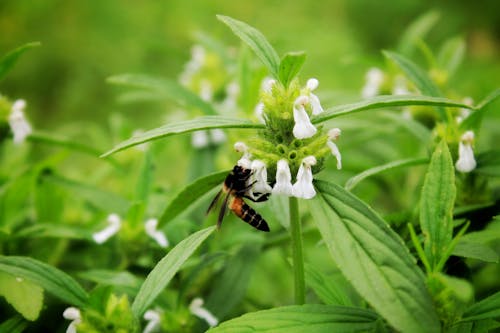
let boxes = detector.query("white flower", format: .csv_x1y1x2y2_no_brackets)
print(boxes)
63,307,81,333
234,141,252,168
92,213,122,244
262,78,276,93
189,298,218,327
179,45,206,85
292,156,317,199
272,159,294,196
191,130,210,148
254,102,265,123
392,75,409,95
251,160,272,195
293,96,317,139
305,78,324,115
361,67,384,98
327,128,342,170
8,99,32,144
145,218,169,248
455,131,477,173
143,309,162,333
209,129,226,144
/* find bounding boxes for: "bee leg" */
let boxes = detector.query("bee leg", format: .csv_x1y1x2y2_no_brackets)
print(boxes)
244,192,270,202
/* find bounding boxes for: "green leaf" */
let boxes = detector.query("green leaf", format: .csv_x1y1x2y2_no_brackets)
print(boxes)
311,180,440,333
131,226,215,317
345,157,428,191
101,116,263,157
0,256,89,307
135,149,153,202
0,271,43,321
304,263,353,306
397,11,440,56
0,316,28,333
313,95,471,124
452,241,499,263
207,304,380,333
379,111,432,143
217,15,280,78
278,51,306,88
77,270,141,295
27,131,104,157
206,244,260,319
158,170,228,228
461,291,500,322
420,140,456,271
475,149,500,177
384,51,446,120
460,89,500,132
437,36,466,76
107,74,218,116
15,223,91,240
0,42,41,81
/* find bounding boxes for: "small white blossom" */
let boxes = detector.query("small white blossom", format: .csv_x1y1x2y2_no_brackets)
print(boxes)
209,129,226,144
293,96,317,139
262,78,276,93
292,156,317,199
8,99,32,144
179,45,206,85
251,160,272,195
189,298,218,327
272,159,294,196
234,141,252,168
254,102,265,123
392,75,409,95
145,218,169,248
361,67,384,98
305,78,324,115
191,130,210,148
63,307,81,333
92,213,122,244
143,309,162,333
455,131,477,173
327,128,342,170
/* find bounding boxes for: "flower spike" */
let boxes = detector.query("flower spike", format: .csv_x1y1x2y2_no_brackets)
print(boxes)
293,96,317,139
292,156,317,199
272,159,294,196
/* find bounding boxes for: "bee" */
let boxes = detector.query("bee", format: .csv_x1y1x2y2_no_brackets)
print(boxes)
207,165,270,232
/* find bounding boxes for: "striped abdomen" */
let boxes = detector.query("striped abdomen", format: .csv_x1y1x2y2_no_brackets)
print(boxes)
230,196,270,232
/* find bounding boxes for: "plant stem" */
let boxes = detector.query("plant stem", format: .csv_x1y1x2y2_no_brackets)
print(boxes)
289,196,305,304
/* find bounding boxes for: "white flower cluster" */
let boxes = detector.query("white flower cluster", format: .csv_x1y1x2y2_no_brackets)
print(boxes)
8,99,32,144
92,214,169,248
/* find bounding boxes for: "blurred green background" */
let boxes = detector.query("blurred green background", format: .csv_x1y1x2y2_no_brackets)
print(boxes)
1,0,499,132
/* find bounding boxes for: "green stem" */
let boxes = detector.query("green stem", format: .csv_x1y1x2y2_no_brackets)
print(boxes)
289,196,305,304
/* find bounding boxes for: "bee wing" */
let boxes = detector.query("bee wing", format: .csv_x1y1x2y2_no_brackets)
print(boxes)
206,190,223,215
217,190,232,229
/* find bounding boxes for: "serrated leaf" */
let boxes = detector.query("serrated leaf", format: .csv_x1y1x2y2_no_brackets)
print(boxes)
0,316,28,333
217,15,280,78
131,226,215,317
304,263,353,306
311,180,440,333
0,42,40,80
0,256,89,307
102,116,263,157
397,11,440,56
278,51,306,88
206,245,260,319
159,170,228,228
313,95,471,124
345,157,428,191
452,241,499,263
108,74,218,115
384,51,446,120
460,89,500,132
461,291,500,322
420,140,456,270
0,271,43,321
207,304,380,333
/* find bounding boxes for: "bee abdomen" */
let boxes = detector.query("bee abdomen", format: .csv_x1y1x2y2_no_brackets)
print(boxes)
231,197,270,232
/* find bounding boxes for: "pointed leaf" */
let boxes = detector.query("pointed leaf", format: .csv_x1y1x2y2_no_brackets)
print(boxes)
217,15,280,78
475,149,500,177
131,226,215,317
461,292,500,322
0,316,28,333
304,263,353,306
452,241,499,263
460,89,500,132
420,140,456,270
0,271,43,321
397,11,440,56
278,51,306,88
311,180,440,333
0,42,40,80
437,36,466,76
313,95,471,124
108,74,218,115
345,157,428,191
158,170,228,228
102,116,263,157
0,256,89,307
207,304,380,333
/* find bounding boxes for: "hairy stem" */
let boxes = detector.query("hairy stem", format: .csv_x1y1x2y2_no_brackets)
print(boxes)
289,196,305,304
